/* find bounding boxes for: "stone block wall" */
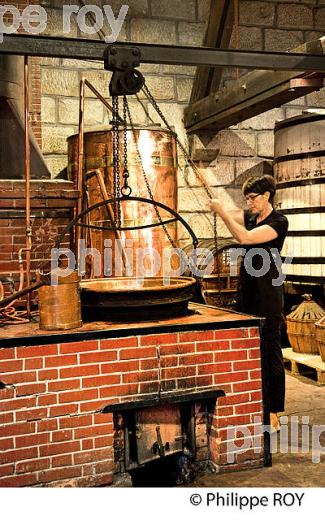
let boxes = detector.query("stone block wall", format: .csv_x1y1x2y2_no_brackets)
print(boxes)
36,1,325,241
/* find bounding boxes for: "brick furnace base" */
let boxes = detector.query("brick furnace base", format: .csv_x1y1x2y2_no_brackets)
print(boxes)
0,304,264,487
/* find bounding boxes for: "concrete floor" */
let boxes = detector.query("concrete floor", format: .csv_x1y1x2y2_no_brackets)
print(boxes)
191,371,325,487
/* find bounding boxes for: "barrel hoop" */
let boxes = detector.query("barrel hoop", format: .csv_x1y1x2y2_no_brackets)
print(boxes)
274,149,325,164
279,207,325,215
287,230,325,237
275,114,325,131
276,178,325,189
281,257,325,264
285,274,325,284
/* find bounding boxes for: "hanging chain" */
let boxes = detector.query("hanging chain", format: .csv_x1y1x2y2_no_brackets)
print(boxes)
142,84,213,201
121,96,132,197
125,97,178,250
112,95,121,228
213,214,220,279
142,84,219,276
141,86,214,235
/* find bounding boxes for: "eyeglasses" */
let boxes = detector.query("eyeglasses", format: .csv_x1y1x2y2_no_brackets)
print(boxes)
245,193,262,202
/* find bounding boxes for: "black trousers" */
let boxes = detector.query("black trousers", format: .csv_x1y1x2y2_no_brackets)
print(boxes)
260,317,285,414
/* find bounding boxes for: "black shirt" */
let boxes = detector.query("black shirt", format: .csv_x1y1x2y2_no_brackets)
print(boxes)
237,209,289,318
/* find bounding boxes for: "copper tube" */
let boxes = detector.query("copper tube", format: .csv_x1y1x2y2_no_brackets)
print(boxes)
0,280,45,309
86,169,127,269
75,77,123,273
24,56,32,317
84,80,113,116
84,80,123,123
3,248,27,310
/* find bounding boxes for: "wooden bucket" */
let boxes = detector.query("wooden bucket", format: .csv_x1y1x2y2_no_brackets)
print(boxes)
274,113,325,284
315,316,325,362
38,271,82,331
286,294,325,354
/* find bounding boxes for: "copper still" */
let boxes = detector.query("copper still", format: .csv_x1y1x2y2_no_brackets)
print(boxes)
67,126,178,277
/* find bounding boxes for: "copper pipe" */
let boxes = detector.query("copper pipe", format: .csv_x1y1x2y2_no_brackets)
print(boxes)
24,56,32,317
3,248,26,310
76,78,122,269
0,281,45,309
85,80,112,117
86,169,127,269
84,80,123,122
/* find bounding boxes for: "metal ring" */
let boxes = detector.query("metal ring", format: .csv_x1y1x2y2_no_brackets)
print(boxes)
121,186,132,197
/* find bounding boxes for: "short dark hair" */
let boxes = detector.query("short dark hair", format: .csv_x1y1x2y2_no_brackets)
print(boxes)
242,175,276,205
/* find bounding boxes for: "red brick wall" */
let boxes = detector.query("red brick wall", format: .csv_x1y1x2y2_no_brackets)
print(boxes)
0,181,78,299
0,326,263,487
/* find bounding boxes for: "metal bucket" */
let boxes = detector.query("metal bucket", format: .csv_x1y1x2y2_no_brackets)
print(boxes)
38,271,82,331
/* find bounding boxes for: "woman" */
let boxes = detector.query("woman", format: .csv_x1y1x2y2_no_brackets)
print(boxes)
210,175,288,432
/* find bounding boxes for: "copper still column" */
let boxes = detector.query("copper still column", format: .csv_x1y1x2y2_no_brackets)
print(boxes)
67,127,178,277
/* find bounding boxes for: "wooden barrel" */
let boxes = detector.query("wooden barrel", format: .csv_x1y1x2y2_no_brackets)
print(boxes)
315,316,325,362
38,271,82,331
274,113,325,284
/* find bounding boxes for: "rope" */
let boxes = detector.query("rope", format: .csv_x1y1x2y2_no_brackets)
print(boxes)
234,0,240,80
141,84,220,276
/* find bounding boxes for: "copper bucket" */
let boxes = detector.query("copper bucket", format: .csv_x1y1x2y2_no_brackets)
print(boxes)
38,271,82,331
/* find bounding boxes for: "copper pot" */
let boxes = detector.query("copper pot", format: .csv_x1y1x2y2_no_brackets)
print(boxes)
80,276,196,321
67,126,178,277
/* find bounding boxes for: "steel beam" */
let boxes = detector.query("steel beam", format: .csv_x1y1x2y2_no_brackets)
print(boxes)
1,34,325,71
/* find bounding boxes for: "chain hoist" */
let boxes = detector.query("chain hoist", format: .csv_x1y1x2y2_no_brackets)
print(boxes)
121,95,132,197
104,46,218,277
111,95,121,228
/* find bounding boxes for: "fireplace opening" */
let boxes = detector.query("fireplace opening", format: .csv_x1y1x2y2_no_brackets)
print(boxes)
129,453,190,487
111,394,221,486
